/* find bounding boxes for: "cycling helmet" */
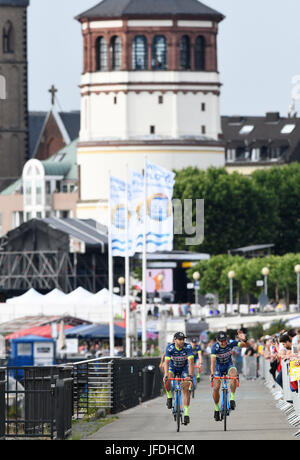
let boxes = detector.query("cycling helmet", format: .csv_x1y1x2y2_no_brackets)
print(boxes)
173,331,186,340
216,331,227,341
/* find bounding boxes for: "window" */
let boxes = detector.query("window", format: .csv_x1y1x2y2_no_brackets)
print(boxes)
226,149,236,162
201,125,206,135
281,124,295,134
195,36,205,70
3,21,14,54
114,96,117,104
152,36,167,70
36,181,43,205
17,343,31,356
158,95,163,104
239,125,254,135
96,36,107,71
180,35,190,70
132,35,148,70
150,125,155,134
110,36,122,70
201,103,206,112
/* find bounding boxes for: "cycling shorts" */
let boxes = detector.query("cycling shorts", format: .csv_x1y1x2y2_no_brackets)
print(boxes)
168,363,189,379
215,362,237,377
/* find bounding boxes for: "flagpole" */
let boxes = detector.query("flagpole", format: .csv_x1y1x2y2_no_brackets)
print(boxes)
125,164,131,357
142,156,148,355
108,171,114,356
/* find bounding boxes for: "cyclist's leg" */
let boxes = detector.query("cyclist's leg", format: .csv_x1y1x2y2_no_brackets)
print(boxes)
213,367,224,420
180,368,191,424
195,358,201,380
228,366,238,409
165,366,175,409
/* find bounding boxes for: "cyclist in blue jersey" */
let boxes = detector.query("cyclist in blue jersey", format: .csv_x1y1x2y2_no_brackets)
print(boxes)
210,330,249,421
191,338,202,382
163,332,194,425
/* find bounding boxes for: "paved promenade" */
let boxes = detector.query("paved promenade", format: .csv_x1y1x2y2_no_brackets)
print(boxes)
87,377,297,440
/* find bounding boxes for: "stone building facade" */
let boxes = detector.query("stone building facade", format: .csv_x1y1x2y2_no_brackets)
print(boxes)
0,0,29,191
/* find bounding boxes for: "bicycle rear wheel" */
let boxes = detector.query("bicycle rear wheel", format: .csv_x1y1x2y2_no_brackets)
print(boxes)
176,391,181,432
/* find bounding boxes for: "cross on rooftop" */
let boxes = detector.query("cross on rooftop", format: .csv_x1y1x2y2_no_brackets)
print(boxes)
49,84,58,106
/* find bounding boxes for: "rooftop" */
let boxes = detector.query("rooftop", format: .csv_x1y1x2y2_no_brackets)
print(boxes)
76,0,224,21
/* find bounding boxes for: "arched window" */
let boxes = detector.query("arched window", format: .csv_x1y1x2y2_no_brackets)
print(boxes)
180,35,190,70
195,36,205,70
96,37,107,71
110,36,122,70
152,36,167,70
3,21,14,54
132,35,148,70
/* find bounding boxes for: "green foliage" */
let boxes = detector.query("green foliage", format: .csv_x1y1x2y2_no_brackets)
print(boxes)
188,253,300,304
173,163,300,255
265,320,288,336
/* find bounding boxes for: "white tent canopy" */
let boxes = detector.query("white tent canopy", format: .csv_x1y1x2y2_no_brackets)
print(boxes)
2,286,125,323
63,286,95,303
43,288,67,302
7,288,45,304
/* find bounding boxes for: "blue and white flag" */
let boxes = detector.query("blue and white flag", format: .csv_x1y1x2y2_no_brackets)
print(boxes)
110,176,134,257
129,169,144,255
133,162,175,253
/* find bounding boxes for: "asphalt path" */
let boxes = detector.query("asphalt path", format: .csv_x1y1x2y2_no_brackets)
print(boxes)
88,376,297,440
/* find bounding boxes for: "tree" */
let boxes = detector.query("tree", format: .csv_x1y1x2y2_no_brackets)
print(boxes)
173,166,278,255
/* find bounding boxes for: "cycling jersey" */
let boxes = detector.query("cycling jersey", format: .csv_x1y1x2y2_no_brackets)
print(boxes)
165,343,194,369
211,340,241,376
191,344,201,362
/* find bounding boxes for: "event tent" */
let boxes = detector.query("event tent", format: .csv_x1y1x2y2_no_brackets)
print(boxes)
43,288,67,302
1,287,125,323
66,323,126,339
7,288,44,304
5,323,73,340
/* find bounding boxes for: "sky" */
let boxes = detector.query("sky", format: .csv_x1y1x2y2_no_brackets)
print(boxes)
27,0,300,116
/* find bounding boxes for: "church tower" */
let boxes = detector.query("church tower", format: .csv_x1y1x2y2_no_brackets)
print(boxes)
0,0,29,191
76,0,225,223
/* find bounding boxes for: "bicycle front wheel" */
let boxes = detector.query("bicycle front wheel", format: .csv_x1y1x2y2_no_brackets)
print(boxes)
223,389,227,432
177,391,181,432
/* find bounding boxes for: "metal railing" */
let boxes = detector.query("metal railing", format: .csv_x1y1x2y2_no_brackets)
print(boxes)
260,356,300,438
71,357,162,418
72,357,113,419
0,368,5,440
1,366,73,439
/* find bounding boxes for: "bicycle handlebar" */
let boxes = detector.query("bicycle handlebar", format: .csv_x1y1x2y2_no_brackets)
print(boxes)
210,376,239,388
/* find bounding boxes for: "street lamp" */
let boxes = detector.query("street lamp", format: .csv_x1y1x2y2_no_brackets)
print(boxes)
261,267,270,296
295,265,300,310
118,276,125,297
193,271,200,305
228,270,235,315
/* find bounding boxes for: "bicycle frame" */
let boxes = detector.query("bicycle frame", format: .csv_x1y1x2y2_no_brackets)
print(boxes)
165,378,192,432
211,376,239,431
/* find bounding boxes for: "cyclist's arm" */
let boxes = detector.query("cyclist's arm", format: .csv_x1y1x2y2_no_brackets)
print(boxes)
188,355,194,377
164,356,171,377
159,352,165,367
198,350,202,366
210,354,216,376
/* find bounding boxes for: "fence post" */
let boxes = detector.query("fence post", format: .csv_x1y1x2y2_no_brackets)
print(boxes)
55,379,66,440
0,368,5,440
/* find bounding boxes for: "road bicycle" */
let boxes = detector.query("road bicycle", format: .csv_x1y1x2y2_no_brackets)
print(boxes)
211,375,239,431
191,365,201,399
165,377,192,432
